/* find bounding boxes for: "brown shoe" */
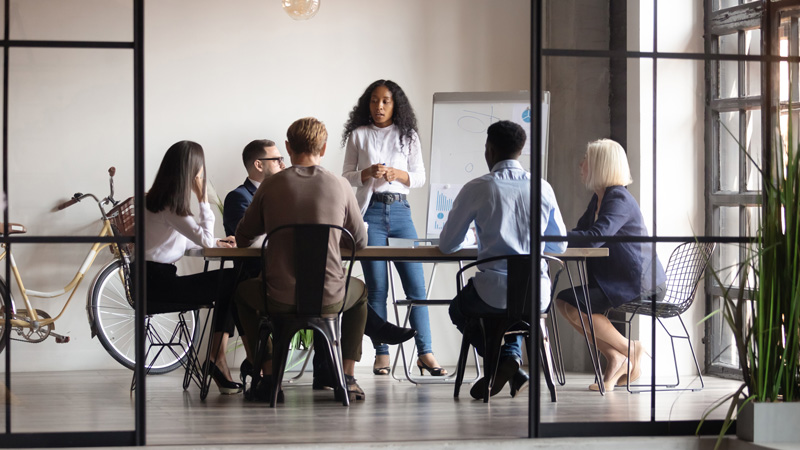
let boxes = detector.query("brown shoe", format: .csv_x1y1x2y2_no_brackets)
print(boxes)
345,374,365,401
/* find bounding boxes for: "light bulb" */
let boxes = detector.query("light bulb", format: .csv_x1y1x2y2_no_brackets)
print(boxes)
282,0,320,20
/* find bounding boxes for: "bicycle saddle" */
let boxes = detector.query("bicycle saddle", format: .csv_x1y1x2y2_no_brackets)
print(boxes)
0,223,27,236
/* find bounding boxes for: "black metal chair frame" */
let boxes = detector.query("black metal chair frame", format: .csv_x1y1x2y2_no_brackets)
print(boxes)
119,250,205,392
452,254,559,403
251,223,357,407
383,237,482,385
611,242,715,393
542,255,567,387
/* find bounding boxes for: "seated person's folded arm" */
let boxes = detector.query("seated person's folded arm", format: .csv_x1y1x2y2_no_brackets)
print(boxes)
234,197,264,249
438,186,476,254
568,193,629,247
167,202,216,249
543,203,567,254
341,184,368,251
223,189,249,237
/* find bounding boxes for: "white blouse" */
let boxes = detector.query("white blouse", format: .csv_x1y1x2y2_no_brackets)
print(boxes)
342,124,426,215
144,202,216,264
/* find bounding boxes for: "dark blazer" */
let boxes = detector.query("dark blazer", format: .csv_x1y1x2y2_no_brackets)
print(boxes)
223,178,258,237
568,185,666,307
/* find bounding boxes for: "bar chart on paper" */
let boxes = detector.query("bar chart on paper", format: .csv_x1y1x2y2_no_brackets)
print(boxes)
426,183,462,237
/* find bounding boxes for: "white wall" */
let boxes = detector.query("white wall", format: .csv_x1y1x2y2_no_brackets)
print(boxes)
2,0,531,372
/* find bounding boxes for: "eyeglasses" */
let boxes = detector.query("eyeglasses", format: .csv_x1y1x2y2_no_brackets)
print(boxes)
259,157,284,164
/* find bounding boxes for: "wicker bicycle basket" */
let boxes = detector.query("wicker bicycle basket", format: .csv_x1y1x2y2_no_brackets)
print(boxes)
107,196,135,256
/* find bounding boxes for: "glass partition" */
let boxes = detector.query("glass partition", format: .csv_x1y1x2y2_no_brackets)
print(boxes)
535,0,772,437
1,0,141,446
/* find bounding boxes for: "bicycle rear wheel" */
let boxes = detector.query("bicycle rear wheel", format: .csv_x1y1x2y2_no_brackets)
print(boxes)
90,260,199,374
0,277,14,355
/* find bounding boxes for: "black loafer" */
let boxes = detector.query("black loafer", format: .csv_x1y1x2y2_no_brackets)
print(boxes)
369,322,417,345
509,369,530,398
470,357,521,400
312,374,336,391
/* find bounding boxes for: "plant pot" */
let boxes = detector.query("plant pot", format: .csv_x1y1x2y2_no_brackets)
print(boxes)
737,400,800,443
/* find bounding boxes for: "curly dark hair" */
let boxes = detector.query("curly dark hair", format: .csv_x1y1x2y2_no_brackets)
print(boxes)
341,79,418,148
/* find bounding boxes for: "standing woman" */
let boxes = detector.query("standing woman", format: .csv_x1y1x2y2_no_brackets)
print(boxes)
555,139,666,391
342,80,446,376
144,140,244,394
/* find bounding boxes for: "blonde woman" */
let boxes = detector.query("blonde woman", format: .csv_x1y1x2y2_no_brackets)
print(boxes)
555,139,666,391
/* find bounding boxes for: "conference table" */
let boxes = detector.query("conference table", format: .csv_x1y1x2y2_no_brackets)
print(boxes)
188,245,610,394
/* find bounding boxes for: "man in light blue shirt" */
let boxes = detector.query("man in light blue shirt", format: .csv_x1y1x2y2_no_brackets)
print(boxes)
439,120,566,399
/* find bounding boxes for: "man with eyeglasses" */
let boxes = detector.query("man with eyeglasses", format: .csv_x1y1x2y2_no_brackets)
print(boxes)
223,139,285,237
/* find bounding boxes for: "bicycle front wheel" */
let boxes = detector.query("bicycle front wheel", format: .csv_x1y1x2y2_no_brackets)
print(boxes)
0,277,15,355
90,260,199,374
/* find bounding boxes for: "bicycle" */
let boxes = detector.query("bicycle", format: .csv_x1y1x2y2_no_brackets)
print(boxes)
0,167,198,374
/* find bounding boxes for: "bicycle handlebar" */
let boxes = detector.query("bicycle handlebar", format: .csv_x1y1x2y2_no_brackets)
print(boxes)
56,167,120,214
57,197,80,210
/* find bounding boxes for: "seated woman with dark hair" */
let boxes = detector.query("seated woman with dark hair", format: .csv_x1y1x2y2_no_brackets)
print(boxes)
144,140,244,395
556,138,666,391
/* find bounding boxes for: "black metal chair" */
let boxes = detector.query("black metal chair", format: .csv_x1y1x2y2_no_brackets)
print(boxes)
118,250,204,392
542,255,567,386
251,223,357,407
452,254,558,403
613,242,715,393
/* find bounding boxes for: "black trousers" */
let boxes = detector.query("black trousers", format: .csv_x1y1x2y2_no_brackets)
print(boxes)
144,261,242,336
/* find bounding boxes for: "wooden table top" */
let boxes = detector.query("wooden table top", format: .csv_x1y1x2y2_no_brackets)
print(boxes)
188,246,608,261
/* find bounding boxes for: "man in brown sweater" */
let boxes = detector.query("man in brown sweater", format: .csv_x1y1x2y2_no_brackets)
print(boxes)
235,117,368,402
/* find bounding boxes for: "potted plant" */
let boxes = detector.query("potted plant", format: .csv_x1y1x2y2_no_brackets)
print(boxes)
700,122,800,447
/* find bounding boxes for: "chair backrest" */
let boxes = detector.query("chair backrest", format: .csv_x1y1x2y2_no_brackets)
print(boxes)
661,242,716,313
506,255,533,319
456,254,532,320
261,223,356,316
542,255,565,312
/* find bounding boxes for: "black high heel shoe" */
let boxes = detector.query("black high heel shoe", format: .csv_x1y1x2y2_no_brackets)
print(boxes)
416,358,447,376
206,361,243,395
240,359,254,387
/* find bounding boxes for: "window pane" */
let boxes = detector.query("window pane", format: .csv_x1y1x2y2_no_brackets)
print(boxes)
719,112,741,191
746,30,761,96
746,61,761,96
9,0,132,42
717,210,741,286
746,29,761,56
780,37,790,102
719,35,740,100
711,295,740,368
746,207,759,236
720,61,740,99
719,32,739,56
746,110,762,191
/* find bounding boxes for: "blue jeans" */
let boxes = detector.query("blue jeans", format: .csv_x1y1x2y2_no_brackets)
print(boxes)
363,199,433,356
449,279,523,361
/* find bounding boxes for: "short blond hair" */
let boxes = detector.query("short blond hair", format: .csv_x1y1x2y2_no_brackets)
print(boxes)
584,138,633,191
287,117,328,155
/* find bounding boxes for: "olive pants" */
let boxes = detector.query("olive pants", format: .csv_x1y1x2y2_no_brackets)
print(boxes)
234,277,368,362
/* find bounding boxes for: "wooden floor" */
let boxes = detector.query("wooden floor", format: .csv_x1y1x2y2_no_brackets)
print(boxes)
1,368,741,446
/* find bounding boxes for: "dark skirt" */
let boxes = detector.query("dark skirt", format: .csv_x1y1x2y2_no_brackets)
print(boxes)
142,261,241,335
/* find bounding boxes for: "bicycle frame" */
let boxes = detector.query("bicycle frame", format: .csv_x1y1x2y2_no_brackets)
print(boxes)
0,218,119,330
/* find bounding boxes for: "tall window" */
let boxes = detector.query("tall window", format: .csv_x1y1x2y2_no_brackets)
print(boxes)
707,0,762,376
706,0,795,376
